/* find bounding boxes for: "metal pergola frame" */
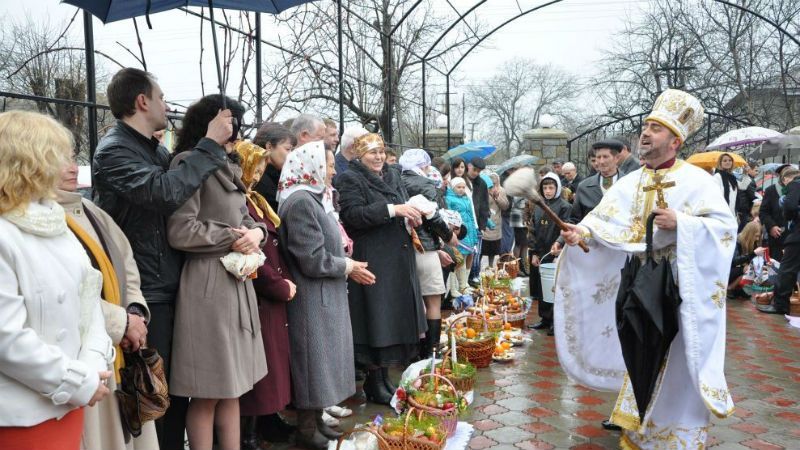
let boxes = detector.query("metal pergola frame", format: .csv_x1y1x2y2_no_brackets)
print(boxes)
1,0,797,163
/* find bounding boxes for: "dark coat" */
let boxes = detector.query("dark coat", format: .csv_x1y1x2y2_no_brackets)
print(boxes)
239,202,292,416
93,122,226,302
254,164,281,211
736,178,757,222
278,190,355,408
334,161,426,354
570,173,606,223
401,170,453,251
782,180,800,245
529,197,572,256
760,184,787,254
619,155,641,176
470,174,491,230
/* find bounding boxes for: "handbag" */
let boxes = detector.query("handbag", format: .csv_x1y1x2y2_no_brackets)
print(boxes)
115,348,170,437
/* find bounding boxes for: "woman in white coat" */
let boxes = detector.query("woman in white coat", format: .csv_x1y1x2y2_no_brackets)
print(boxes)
0,111,114,450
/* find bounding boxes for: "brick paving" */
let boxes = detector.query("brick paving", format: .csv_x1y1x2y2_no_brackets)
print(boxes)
270,296,800,449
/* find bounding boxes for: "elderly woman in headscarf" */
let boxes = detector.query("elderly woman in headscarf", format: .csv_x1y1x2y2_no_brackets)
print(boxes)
278,141,374,450
399,149,458,358
57,151,158,450
333,134,427,405
234,141,297,449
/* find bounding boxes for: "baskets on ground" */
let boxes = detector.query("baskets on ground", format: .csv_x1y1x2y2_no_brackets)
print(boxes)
378,408,448,450
505,310,527,328
406,373,460,437
452,316,496,368
337,425,390,450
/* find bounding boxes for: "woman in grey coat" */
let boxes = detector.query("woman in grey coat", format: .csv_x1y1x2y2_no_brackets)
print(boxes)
277,141,374,450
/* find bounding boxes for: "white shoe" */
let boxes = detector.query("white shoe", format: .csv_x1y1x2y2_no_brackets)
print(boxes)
324,405,353,418
321,410,340,427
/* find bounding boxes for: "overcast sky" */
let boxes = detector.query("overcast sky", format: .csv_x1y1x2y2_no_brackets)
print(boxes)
2,0,647,127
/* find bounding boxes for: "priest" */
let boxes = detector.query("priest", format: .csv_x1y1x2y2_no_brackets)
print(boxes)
555,89,736,449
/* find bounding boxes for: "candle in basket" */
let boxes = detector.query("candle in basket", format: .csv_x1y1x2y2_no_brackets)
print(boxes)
450,331,458,371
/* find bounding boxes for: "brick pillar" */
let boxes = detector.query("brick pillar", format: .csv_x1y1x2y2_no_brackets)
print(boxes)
521,127,569,167
427,127,464,158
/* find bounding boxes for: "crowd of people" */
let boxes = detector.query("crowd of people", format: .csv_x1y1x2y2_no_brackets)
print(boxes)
0,66,793,450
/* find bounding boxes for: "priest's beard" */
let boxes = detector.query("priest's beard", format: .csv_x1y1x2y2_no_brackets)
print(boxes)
639,141,668,162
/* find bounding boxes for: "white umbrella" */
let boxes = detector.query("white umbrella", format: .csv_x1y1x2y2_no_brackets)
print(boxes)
706,126,784,150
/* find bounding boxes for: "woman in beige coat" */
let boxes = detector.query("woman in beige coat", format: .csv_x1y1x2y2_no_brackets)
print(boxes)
57,158,159,450
167,95,267,450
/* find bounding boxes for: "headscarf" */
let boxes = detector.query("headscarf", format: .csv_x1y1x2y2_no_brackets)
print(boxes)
399,148,431,176
235,140,281,227
278,140,334,214
425,166,444,189
353,133,385,158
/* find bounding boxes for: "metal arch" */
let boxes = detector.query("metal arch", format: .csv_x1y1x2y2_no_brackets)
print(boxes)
389,0,425,36
422,0,489,60
446,0,564,76
712,0,800,48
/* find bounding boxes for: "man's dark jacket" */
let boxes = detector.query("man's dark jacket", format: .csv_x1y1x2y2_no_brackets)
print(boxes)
92,121,226,303
470,175,491,231
569,173,605,223
782,180,800,245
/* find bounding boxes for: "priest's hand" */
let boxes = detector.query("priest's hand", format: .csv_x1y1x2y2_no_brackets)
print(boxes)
550,241,562,256
653,208,677,230
561,224,588,247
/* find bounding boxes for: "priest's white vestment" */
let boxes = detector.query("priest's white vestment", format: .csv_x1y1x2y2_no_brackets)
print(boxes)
553,160,737,449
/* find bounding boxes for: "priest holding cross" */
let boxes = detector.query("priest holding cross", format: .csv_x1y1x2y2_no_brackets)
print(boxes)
554,89,737,449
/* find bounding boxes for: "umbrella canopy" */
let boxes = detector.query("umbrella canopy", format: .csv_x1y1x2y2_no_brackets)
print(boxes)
495,154,538,175
686,151,746,171
62,0,313,22
64,0,317,107
706,126,784,150
615,213,682,420
754,135,800,160
443,140,497,162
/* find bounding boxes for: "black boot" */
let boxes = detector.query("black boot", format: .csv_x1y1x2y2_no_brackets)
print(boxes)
381,366,397,394
420,319,442,359
316,410,343,440
241,416,262,450
258,413,295,443
295,409,330,450
363,368,393,405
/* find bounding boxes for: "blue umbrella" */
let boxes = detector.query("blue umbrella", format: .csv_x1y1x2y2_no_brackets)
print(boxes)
63,0,317,105
495,154,538,175
443,140,497,162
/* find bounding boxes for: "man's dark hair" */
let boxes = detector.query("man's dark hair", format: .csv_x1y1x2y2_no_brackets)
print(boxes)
592,138,624,154
254,122,296,149
612,135,631,151
385,149,397,158
107,68,156,119
541,178,557,187
538,165,553,176
174,94,245,154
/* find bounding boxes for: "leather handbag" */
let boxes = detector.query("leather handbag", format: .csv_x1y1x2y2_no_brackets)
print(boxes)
115,348,170,437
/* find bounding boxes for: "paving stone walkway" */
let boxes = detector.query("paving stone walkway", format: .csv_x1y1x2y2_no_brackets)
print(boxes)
327,296,800,450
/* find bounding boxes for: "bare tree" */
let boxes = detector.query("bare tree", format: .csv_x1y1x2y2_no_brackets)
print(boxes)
467,58,580,159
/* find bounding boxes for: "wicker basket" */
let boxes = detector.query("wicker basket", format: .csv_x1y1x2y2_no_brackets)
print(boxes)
452,316,496,368
423,350,476,393
505,310,527,328
497,253,519,278
755,292,773,306
337,426,391,450
467,314,503,333
407,373,460,437
378,408,448,450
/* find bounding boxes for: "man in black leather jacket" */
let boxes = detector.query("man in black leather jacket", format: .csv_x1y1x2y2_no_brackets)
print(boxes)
92,68,234,450
761,176,800,315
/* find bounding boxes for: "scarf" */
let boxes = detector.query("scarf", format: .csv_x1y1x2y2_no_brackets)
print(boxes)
66,215,124,383
718,170,737,204
278,141,333,213
235,140,281,227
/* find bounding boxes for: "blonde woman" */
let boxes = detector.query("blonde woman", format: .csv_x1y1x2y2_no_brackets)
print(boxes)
0,111,113,450
729,220,766,295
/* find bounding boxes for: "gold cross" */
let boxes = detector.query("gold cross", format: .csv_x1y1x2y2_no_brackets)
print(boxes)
642,172,676,209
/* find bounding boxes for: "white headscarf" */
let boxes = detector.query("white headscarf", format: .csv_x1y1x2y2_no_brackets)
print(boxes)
278,140,334,213
399,148,431,176
450,176,467,188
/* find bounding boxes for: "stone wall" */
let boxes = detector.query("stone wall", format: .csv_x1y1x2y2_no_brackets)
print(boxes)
521,127,569,167
426,128,464,157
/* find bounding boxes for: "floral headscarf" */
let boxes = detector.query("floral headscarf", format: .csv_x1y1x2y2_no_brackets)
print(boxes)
278,140,333,213
235,140,281,227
